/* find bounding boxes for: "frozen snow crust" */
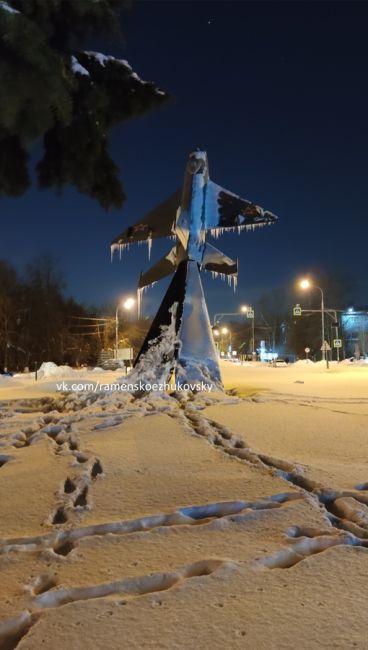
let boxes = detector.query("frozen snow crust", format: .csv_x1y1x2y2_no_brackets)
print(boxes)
1,361,368,647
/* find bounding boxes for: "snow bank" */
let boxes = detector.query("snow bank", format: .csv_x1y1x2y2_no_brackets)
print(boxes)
37,362,76,380
340,358,368,366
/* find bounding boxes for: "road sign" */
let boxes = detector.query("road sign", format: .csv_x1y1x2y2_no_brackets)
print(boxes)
304,347,310,353
293,304,302,316
246,309,254,319
117,347,134,360
321,340,331,352
333,339,342,348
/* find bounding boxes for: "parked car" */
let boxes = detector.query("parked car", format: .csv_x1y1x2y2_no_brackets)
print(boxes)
272,358,288,367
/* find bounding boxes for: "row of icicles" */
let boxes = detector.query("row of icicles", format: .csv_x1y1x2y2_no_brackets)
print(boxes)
111,223,265,316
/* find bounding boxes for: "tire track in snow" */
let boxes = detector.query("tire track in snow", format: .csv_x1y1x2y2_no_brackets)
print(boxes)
33,558,228,608
0,560,231,649
0,492,301,557
175,399,368,568
0,610,39,650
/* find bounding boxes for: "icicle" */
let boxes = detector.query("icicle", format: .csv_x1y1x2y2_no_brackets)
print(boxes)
137,287,144,319
139,281,158,295
137,282,157,320
110,244,119,261
147,232,152,260
117,242,130,259
210,228,223,238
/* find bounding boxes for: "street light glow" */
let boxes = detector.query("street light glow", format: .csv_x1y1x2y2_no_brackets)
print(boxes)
297,277,331,365
213,329,220,337
116,296,136,360
123,297,135,310
221,327,229,335
240,305,248,313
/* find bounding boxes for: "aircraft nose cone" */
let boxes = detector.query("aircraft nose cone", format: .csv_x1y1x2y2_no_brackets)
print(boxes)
188,155,205,174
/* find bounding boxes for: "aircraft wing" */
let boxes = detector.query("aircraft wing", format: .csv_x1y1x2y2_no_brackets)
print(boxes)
204,181,277,233
201,243,238,276
111,188,182,251
138,247,177,290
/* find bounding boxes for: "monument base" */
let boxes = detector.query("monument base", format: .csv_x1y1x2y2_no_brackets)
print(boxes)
134,260,223,391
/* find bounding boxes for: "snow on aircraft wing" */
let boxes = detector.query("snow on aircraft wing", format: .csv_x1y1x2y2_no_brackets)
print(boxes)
204,181,277,233
201,243,238,276
111,188,182,252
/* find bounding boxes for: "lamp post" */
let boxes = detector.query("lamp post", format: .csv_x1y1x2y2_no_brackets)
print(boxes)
221,326,232,356
212,328,220,355
241,304,255,358
115,297,135,360
300,279,326,361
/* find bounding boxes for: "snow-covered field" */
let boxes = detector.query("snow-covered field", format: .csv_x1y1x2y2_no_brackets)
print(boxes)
0,360,368,648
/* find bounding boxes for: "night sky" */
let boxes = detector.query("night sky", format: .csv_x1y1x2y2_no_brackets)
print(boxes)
1,1,368,317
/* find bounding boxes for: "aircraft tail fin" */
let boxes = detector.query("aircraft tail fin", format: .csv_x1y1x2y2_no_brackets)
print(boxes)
138,243,187,291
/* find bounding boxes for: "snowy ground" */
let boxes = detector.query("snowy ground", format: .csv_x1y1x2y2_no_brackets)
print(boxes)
0,361,368,648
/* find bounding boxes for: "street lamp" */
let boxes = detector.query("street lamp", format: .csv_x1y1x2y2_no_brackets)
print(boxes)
221,326,232,356
212,328,220,355
241,304,255,358
299,278,326,360
115,296,136,359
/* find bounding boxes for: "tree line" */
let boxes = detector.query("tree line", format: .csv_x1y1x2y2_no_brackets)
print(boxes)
0,254,155,372
0,255,98,371
0,256,358,372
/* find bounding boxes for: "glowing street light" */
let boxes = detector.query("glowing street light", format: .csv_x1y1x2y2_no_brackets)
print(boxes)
240,304,255,357
123,297,135,311
115,296,136,359
299,278,326,361
212,328,220,356
220,326,232,356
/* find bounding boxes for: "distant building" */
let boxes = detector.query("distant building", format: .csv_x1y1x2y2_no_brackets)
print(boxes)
341,309,368,358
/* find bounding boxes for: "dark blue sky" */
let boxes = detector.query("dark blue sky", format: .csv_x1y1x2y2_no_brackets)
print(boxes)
1,1,368,317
